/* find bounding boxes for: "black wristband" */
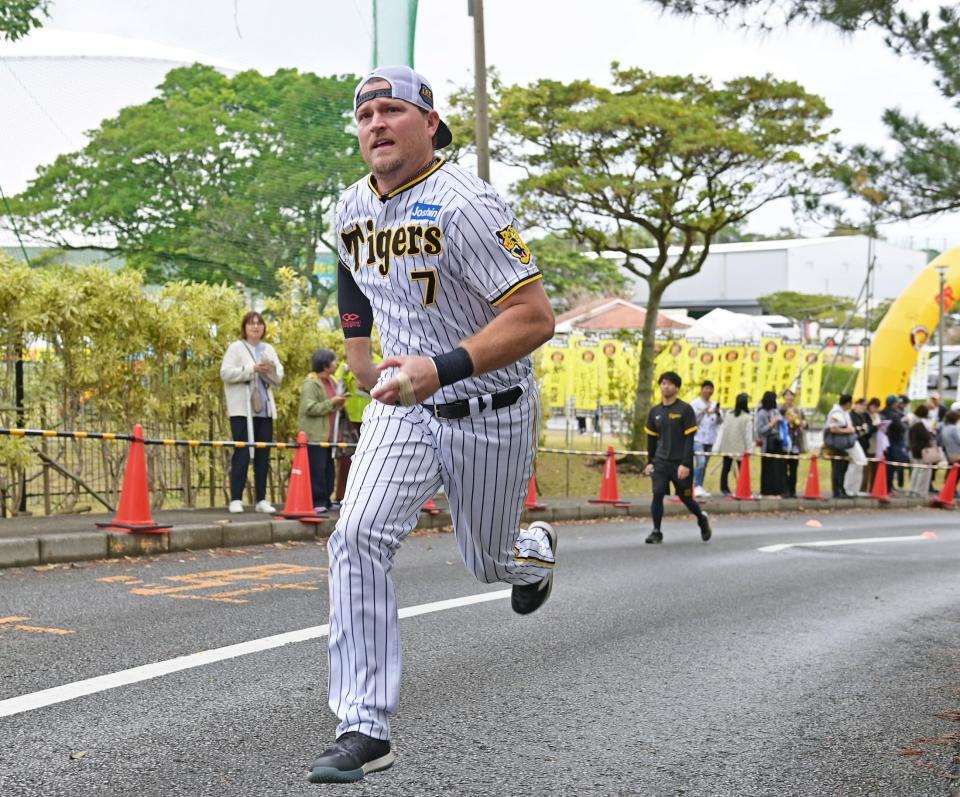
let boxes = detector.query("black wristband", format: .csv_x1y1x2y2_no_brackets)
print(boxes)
433,346,474,387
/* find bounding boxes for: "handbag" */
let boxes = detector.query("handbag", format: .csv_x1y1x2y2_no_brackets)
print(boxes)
243,343,266,414
921,445,944,465
823,429,856,450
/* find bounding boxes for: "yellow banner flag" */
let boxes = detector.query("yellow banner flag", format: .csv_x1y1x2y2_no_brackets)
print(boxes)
799,346,824,409
778,339,803,396
538,339,572,412
717,341,744,409
744,343,762,405
696,342,720,399
759,337,782,398
572,336,602,412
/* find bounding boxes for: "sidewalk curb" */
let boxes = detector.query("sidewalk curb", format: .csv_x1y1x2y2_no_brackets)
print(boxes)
0,496,935,570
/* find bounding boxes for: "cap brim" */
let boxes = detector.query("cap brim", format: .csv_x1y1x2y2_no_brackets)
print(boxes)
433,120,452,149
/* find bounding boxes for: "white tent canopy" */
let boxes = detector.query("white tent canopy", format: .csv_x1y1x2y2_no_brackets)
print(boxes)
682,308,783,341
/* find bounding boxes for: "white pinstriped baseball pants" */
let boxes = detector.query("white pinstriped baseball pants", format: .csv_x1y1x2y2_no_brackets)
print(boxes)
326,385,554,740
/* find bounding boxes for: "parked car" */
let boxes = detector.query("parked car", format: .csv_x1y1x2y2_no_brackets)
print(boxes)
927,351,960,389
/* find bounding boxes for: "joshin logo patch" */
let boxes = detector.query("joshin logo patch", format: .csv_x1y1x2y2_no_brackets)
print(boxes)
411,202,442,221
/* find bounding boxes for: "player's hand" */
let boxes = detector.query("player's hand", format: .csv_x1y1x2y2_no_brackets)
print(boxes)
331,395,347,408
642,463,654,476
677,464,690,480
370,356,440,406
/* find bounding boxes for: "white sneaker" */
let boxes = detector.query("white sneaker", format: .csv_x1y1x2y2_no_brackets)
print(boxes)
228,500,244,514
699,488,712,498
694,485,706,498
254,500,276,514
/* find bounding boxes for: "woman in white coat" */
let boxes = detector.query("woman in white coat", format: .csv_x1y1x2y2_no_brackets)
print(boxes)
716,392,754,497
220,311,284,513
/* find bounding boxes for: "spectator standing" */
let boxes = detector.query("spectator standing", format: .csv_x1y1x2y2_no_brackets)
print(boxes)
332,360,376,504
755,390,786,497
882,394,908,492
716,392,753,497
940,410,960,466
845,397,873,497
908,404,938,497
825,394,857,499
929,391,947,423
779,389,808,498
691,380,722,498
298,348,346,512
219,311,284,514
862,397,882,492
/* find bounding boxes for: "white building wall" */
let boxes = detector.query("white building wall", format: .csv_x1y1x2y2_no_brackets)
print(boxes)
624,236,928,308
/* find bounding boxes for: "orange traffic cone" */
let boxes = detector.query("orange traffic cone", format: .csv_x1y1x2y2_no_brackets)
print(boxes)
870,456,891,504
277,433,325,523
422,497,441,516
96,424,171,533
934,462,959,509
802,454,825,500
733,451,755,501
590,446,630,507
525,472,547,511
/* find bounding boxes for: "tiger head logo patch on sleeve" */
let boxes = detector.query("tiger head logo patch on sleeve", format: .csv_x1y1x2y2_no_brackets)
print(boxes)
496,225,532,265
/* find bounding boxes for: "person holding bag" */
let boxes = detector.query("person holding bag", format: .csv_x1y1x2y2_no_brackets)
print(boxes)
755,391,786,497
908,404,940,496
824,394,857,499
220,311,284,513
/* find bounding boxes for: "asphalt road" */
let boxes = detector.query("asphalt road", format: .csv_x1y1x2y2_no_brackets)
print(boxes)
1,509,958,796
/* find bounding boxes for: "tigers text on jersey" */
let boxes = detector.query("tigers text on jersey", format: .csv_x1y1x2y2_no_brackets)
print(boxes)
335,157,542,404
646,399,698,466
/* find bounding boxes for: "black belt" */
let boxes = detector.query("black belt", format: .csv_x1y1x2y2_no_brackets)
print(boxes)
423,385,523,420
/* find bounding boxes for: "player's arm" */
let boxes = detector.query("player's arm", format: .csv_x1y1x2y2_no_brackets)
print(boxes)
371,279,554,405
681,405,698,467
338,262,379,390
643,408,658,475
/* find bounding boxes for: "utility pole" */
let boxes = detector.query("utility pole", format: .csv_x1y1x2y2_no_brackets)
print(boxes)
467,0,490,182
937,263,948,396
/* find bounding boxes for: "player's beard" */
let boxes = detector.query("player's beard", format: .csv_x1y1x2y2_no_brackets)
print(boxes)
371,154,406,181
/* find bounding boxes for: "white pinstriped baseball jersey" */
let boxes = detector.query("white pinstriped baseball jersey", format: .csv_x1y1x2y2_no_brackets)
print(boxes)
326,156,556,745
335,157,541,403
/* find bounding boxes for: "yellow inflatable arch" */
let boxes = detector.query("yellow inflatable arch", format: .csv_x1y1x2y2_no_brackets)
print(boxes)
855,247,960,399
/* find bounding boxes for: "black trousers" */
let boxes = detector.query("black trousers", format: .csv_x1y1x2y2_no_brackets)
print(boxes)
720,456,736,494
829,449,849,497
760,439,786,496
784,456,799,497
307,444,335,509
229,416,272,502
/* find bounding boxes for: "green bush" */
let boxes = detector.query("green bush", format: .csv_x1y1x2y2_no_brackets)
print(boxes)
821,364,857,397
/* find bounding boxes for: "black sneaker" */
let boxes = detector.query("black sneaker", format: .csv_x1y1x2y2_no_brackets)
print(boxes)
698,512,712,542
645,529,663,544
306,732,395,784
511,521,557,615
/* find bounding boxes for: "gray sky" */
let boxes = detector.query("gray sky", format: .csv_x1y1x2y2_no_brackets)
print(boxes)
11,0,960,249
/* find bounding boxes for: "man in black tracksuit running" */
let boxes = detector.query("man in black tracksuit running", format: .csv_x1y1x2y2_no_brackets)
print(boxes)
642,371,713,544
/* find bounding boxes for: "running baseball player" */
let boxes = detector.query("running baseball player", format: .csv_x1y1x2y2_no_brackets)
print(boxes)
643,371,713,544
306,65,558,785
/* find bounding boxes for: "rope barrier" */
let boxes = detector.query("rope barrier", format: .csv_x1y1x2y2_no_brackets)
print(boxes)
533,443,946,471
0,427,942,470
0,428,356,450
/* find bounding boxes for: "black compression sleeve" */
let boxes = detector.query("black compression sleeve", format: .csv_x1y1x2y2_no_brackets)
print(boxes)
337,260,373,338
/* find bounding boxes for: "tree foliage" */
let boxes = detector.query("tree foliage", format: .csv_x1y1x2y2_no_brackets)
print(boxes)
7,65,366,302
527,234,629,312
648,0,960,222
0,0,47,41
449,64,833,448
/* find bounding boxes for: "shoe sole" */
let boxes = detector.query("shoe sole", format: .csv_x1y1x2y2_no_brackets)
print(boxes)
511,522,556,615
307,751,396,783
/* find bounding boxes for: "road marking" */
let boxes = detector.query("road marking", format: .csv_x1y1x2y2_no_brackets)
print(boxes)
0,616,74,636
98,563,327,604
0,589,511,719
759,532,938,553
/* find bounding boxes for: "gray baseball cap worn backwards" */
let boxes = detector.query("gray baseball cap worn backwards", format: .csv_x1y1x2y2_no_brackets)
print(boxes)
354,65,453,149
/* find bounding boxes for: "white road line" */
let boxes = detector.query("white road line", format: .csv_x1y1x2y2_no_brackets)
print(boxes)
758,532,937,554
0,589,511,719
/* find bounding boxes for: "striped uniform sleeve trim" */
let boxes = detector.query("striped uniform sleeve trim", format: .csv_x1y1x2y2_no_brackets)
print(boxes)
684,426,699,435
491,273,543,306
644,427,658,436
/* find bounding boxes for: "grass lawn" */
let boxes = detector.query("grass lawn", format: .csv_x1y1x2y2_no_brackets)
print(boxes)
535,429,821,499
